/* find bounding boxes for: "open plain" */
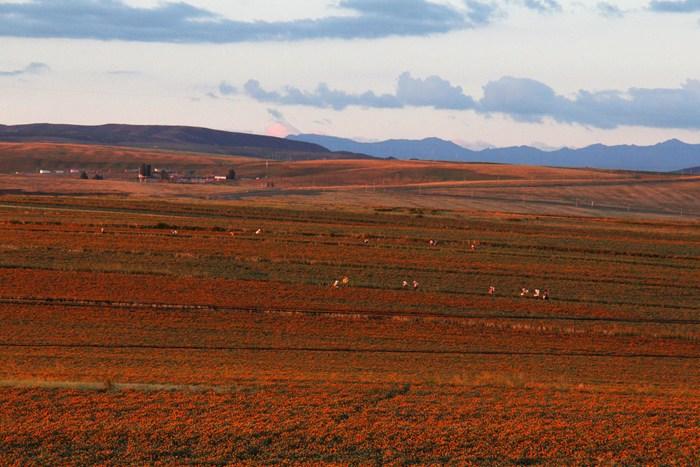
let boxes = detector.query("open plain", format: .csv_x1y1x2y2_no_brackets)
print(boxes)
0,143,699,464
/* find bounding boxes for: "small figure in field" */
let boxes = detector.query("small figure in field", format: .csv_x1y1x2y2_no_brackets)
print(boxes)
255,228,262,235
428,239,437,247
332,279,340,288
402,280,409,289
520,287,529,297
100,227,105,234
229,231,235,237
469,241,478,251
171,230,178,236
542,289,549,300
341,276,350,286
412,280,419,290
363,238,369,244
533,288,541,298
488,285,496,296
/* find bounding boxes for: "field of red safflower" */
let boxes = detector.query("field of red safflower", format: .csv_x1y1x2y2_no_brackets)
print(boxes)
0,194,698,464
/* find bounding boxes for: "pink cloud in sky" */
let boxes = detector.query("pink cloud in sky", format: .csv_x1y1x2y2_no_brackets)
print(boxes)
265,122,291,137
265,114,300,137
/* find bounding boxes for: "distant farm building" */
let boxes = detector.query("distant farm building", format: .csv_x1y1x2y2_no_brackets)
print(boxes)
139,163,235,184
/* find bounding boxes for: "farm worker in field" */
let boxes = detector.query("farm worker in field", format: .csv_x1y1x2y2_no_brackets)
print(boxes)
542,289,549,300
412,280,419,290
402,280,409,289
488,285,496,295
100,227,105,234
332,280,339,288
255,228,262,235
341,276,350,286
363,238,369,244
520,287,529,297
171,230,178,235
533,288,540,298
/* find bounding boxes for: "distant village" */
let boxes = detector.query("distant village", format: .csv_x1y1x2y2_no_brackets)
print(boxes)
34,163,238,184
136,163,237,183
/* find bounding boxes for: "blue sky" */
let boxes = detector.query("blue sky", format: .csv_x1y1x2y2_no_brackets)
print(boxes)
1,0,700,148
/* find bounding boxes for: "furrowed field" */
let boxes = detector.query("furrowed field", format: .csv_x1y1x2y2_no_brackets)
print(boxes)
0,191,699,464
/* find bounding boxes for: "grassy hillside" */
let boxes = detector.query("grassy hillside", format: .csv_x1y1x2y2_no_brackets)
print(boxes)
0,123,371,161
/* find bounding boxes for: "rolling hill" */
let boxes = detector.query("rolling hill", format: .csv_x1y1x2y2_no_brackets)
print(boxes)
1,141,698,219
290,134,700,172
0,123,372,161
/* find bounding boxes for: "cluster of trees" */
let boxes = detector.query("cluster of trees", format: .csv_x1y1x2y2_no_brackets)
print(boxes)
79,171,103,180
139,164,153,178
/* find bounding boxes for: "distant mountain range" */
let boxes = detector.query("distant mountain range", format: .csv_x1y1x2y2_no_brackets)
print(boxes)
2,124,698,172
289,134,700,172
0,124,372,161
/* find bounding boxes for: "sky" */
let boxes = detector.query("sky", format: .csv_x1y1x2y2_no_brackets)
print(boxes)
1,0,700,149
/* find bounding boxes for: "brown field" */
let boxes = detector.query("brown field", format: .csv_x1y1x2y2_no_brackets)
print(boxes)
0,145,699,464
